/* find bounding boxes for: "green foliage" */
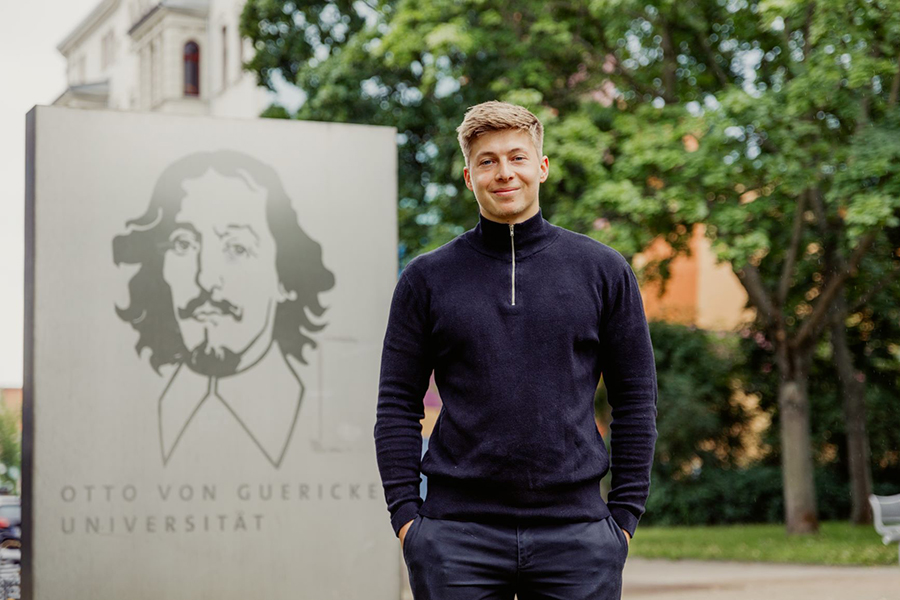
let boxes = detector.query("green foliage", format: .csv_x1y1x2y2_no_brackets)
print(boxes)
596,322,754,472
242,0,900,524
259,104,293,119
240,0,900,331
627,321,900,526
644,464,867,526
645,464,783,525
0,401,20,491
738,285,900,484
647,322,751,470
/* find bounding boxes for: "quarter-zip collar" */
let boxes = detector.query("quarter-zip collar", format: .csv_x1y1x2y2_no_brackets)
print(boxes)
465,208,559,261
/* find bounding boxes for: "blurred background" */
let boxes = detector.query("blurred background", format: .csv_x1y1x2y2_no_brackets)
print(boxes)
2,0,900,597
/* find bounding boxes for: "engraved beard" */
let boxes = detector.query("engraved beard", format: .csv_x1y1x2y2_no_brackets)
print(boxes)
187,331,241,377
178,290,244,377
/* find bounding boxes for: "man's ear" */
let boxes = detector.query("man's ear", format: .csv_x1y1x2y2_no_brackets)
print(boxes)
278,283,298,303
539,156,550,183
463,166,473,191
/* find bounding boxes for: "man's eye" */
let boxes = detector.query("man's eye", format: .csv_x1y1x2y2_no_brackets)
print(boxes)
480,159,493,166
513,156,525,161
226,242,251,258
170,237,196,255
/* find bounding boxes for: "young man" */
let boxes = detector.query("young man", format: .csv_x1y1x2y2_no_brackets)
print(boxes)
375,101,658,600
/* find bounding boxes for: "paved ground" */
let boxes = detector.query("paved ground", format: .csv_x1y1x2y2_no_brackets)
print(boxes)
622,558,900,600
401,556,900,600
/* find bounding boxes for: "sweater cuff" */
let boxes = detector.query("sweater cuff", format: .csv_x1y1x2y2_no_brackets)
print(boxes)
608,506,640,539
390,501,421,537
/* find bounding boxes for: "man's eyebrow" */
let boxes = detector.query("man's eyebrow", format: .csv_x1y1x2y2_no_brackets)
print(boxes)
474,147,529,160
213,224,260,242
171,222,200,236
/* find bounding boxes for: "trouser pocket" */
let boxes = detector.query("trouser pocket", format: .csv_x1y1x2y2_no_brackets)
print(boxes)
402,515,422,562
606,515,630,558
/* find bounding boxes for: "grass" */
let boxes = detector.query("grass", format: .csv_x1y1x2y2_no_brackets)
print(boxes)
629,521,899,566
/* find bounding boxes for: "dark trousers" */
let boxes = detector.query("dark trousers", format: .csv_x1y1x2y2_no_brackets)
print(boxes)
403,515,629,600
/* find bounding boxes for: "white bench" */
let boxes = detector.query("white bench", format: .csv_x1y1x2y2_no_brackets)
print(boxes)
869,493,900,564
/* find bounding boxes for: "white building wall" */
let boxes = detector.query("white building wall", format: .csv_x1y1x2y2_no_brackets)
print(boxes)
57,0,276,118
130,9,208,113
63,20,104,87
208,0,271,118
60,2,139,110
107,8,140,110
159,14,209,114
138,43,150,110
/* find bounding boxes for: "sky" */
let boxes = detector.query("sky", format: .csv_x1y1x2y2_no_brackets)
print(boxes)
0,0,103,387
0,1,303,388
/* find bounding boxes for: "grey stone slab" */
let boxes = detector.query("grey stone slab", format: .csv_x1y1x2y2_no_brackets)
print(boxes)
25,106,399,600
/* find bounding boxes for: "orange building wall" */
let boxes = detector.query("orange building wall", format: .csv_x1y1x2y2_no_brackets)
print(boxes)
0,388,22,416
636,224,752,331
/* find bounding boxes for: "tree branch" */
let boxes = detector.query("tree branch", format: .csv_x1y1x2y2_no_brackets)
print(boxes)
857,96,871,133
778,189,807,307
808,185,829,238
685,18,730,87
659,16,678,102
608,58,657,99
593,29,657,99
793,229,877,348
849,262,900,313
890,50,900,109
737,264,777,330
802,2,816,54
857,47,881,133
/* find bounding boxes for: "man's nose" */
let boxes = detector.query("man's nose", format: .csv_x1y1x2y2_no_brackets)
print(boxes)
496,159,514,180
196,244,224,294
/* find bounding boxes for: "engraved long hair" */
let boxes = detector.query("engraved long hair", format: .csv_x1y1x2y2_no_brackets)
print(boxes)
113,150,335,373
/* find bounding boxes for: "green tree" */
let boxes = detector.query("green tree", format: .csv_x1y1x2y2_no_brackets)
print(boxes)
643,322,753,472
240,0,900,534
584,0,900,534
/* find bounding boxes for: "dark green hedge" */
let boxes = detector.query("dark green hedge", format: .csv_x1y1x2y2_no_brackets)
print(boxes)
600,321,900,526
641,465,860,526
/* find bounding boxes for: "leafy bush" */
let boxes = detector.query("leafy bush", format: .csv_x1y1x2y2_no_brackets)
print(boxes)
602,320,900,526
643,464,856,525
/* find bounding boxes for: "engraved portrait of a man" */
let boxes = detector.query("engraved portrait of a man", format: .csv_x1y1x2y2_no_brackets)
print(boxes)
113,150,335,468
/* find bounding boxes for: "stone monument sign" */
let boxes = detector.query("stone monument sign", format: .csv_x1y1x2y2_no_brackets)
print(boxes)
23,106,399,599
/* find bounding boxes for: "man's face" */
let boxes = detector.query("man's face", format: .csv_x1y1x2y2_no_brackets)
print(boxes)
163,170,289,376
463,129,549,224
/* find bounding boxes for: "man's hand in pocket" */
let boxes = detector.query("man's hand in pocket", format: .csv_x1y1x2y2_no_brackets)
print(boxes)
399,518,415,550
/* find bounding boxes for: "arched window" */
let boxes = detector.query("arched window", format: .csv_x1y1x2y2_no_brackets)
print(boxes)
184,41,200,97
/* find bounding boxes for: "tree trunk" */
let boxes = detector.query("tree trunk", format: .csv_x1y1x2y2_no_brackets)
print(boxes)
776,346,820,534
830,294,873,524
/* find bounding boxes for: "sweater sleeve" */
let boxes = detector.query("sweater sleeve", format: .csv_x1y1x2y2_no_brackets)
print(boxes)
374,263,433,536
600,257,659,539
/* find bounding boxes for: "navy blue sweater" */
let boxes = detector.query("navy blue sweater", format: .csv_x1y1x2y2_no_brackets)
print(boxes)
375,208,658,538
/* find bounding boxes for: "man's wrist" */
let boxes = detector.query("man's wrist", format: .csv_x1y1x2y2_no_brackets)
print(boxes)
608,506,639,540
390,501,422,537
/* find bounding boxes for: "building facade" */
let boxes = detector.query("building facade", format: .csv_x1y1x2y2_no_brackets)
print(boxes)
637,224,753,331
53,0,271,118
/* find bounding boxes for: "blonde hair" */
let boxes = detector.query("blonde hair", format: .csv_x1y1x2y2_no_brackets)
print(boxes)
456,101,544,166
